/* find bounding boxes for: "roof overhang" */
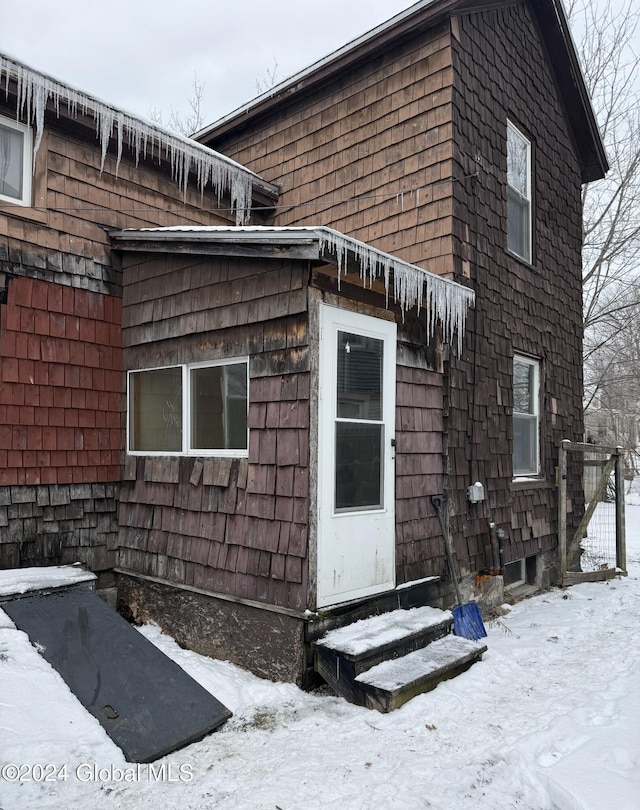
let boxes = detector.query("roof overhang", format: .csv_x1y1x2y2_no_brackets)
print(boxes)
193,0,454,143
195,0,608,183
527,0,608,181
110,225,475,355
0,53,279,223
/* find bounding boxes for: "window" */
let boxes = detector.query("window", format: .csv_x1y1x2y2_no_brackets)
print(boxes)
504,555,538,589
513,355,540,476
128,360,248,455
0,114,32,207
507,120,531,262
504,560,525,588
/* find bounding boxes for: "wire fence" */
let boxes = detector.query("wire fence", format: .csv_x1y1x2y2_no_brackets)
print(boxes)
558,441,627,584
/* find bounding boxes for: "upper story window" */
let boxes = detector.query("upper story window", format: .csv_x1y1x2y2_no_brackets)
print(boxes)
507,121,531,263
128,359,248,456
513,355,540,477
0,114,33,207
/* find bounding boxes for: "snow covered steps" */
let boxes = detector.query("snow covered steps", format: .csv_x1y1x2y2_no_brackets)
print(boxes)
313,606,487,712
355,636,488,713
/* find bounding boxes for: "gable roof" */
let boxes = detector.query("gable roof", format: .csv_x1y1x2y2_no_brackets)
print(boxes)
0,53,279,224
110,225,475,355
194,0,608,183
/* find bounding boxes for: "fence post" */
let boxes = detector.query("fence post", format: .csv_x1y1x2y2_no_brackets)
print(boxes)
558,440,568,582
615,447,627,574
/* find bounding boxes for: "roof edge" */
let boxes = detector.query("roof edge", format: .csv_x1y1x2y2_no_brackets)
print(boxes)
193,0,454,143
110,225,475,355
195,0,607,183
0,53,279,222
529,0,608,181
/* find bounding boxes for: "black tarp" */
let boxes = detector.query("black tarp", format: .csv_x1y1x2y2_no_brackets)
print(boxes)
3,586,231,762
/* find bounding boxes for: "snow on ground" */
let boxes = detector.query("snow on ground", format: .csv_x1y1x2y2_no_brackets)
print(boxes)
1,505,639,810
0,564,95,597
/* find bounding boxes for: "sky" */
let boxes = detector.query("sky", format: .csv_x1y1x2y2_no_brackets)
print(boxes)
1,497,638,809
1,0,636,135
0,0,415,130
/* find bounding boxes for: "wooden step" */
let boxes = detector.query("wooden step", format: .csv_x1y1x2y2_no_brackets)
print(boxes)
356,635,488,713
314,606,454,705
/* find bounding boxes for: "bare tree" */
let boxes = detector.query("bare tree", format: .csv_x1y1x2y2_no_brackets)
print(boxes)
150,56,280,136
584,288,640,473
567,0,640,448
255,56,280,94
568,0,640,333
149,72,206,137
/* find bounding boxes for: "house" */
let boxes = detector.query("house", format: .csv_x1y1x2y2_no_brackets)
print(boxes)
0,53,278,584
110,224,474,682
194,0,607,593
0,0,607,688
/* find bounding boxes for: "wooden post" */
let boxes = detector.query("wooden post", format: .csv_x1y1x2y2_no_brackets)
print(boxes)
558,440,568,582
615,447,627,574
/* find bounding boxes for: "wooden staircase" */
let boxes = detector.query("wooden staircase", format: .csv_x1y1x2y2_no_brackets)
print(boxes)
313,606,487,712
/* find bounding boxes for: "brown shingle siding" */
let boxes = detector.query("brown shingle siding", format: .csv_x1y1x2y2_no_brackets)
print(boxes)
444,4,584,573
208,27,455,272
119,252,312,610
395,359,445,584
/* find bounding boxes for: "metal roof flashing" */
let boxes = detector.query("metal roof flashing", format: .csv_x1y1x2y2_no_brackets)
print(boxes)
110,225,475,356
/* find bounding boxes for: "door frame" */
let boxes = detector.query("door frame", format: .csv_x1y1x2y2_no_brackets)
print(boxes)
315,302,397,608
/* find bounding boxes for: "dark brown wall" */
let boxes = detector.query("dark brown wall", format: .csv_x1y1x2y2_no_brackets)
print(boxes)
395,358,445,582
446,5,585,574
205,3,588,583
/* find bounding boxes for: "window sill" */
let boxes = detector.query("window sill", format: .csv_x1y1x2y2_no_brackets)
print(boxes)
0,202,47,225
127,451,249,458
511,477,547,491
506,248,534,271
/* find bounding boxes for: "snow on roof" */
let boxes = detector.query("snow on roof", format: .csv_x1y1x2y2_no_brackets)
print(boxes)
110,225,475,354
0,564,96,598
0,53,278,225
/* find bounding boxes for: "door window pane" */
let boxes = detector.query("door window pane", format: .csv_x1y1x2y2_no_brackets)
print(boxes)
335,423,383,510
337,331,383,420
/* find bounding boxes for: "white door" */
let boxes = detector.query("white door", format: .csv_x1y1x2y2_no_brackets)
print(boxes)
317,304,396,608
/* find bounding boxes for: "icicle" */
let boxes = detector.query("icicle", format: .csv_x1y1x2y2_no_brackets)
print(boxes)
318,227,474,356
0,54,258,225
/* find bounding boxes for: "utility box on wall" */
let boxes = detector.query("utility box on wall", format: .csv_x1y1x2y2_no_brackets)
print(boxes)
467,482,485,503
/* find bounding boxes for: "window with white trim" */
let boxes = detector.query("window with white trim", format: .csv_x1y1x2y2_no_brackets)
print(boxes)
0,114,32,207
128,359,248,455
507,120,531,262
513,355,540,476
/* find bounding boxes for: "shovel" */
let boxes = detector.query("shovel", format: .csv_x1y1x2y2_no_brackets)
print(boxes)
431,494,487,641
